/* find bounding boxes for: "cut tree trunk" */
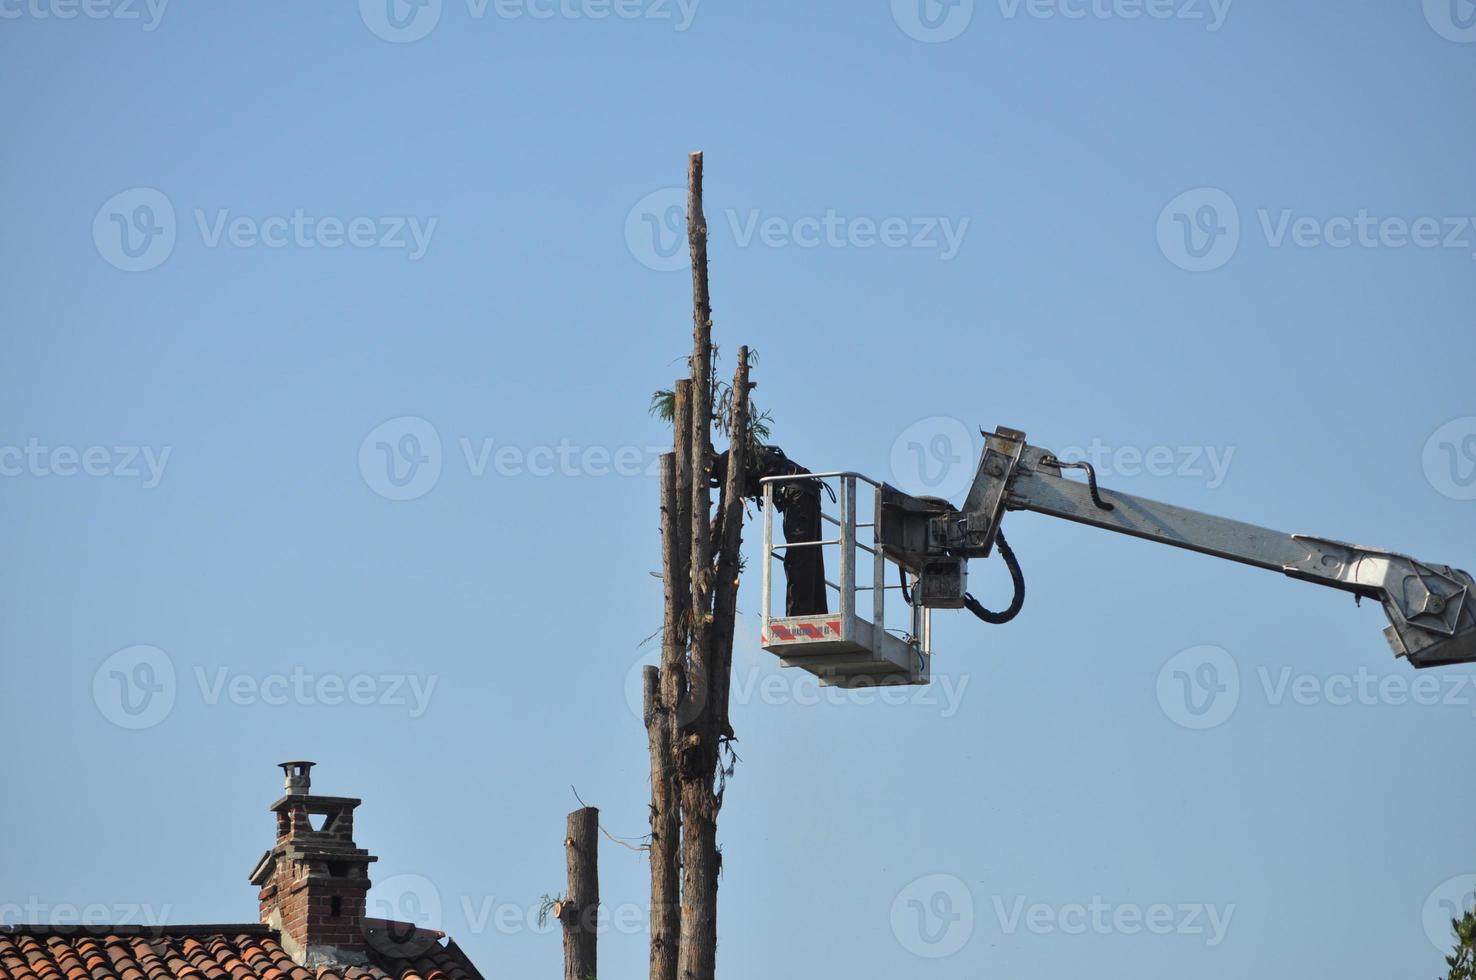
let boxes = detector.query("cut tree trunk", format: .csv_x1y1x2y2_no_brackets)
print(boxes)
676,153,748,980
643,666,679,980
641,150,750,980
667,380,695,726
676,781,718,980
648,380,691,980
676,351,750,980
559,807,599,980
677,148,718,980
709,346,749,743
686,150,714,736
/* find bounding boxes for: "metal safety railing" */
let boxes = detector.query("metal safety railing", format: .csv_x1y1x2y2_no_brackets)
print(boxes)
759,471,931,682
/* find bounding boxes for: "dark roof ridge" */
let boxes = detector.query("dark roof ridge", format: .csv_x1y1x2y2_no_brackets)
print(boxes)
0,925,274,938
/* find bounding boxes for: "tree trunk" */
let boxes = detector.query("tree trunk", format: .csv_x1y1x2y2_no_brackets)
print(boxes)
676,782,718,980
667,380,695,726
675,152,752,980
708,347,749,746
677,149,718,980
677,351,750,980
646,449,685,980
686,150,714,733
559,807,599,980
643,667,679,980
651,367,693,980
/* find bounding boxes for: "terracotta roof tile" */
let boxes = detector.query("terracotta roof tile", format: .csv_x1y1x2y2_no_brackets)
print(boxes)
0,930,478,980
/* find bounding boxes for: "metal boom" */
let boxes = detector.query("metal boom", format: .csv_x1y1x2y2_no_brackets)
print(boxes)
883,426,1476,669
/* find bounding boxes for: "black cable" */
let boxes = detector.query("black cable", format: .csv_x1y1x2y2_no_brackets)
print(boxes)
1043,455,1114,512
963,529,1026,625
898,564,913,606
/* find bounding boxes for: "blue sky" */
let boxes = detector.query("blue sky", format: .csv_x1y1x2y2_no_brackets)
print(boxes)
3,2,1476,977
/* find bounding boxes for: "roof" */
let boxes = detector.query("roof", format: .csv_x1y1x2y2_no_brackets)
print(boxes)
0,925,484,980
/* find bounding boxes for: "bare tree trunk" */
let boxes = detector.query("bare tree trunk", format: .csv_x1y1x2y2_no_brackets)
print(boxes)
709,347,750,742
675,151,753,980
686,150,714,729
677,351,751,980
643,668,679,980
676,785,716,980
667,381,694,726
650,365,694,980
646,436,688,980
559,807,599,980
677,149,718,980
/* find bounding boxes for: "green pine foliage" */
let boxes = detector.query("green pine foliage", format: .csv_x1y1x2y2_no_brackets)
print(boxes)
1445,908,1476,980
649,347,771,456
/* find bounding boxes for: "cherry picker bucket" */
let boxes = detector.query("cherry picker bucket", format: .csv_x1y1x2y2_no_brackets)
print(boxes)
759,472,931,687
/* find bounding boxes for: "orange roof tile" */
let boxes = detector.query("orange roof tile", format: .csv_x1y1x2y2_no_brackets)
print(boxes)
0,930,480,980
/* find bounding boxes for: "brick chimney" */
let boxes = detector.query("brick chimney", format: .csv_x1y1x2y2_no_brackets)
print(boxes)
248,762,378,968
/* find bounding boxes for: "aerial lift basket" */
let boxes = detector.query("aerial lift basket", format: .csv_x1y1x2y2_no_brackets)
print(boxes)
759,472,931,688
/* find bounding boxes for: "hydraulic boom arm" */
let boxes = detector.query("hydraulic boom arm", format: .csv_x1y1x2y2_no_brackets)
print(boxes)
879,427,1476,669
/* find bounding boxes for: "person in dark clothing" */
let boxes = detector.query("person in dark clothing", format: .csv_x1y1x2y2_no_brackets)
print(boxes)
710,444,830,616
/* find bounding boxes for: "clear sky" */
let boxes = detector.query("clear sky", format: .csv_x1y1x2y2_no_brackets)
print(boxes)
3,2,1476,978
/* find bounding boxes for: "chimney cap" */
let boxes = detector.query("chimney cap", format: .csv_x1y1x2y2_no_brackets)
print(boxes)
278,761,315,795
